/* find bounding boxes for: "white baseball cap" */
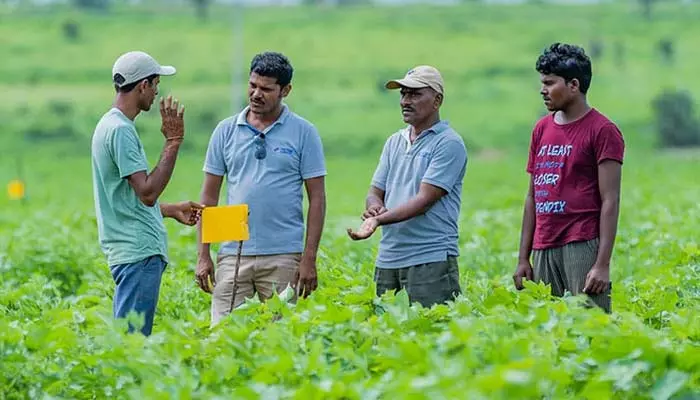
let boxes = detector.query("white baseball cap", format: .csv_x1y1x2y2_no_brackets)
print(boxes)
111,51,176,88
385,65,444,95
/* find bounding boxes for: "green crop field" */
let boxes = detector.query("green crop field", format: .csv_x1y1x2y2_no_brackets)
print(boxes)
1,2,699,399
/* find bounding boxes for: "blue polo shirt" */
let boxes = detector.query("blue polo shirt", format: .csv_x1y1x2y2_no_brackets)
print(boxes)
203,104,327,256
371,120,467,269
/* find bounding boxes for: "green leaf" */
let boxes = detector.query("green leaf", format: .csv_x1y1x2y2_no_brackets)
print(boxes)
651,370,689,400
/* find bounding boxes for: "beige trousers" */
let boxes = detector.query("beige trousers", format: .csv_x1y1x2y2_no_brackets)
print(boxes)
211,253,301,326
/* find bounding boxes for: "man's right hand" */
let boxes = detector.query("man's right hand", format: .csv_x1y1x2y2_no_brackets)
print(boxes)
362,204,387,220
196,255,216,293
160,95,185,142
513,259,534,290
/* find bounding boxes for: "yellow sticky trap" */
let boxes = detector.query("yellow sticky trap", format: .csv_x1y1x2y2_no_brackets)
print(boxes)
7,180,25,200
201,204,249,243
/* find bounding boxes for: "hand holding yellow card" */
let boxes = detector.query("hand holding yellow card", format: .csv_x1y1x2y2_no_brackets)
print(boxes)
201,204,249,243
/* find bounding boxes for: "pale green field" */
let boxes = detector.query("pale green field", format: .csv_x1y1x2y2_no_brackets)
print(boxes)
2,2,700,157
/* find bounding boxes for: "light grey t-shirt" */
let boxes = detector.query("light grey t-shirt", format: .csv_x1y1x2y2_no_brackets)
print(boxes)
203,105,327,256
91,108,168,266
371,120,467,269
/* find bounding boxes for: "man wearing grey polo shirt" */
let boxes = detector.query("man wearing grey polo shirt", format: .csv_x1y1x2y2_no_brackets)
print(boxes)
348,65,467,308
196,52,327,326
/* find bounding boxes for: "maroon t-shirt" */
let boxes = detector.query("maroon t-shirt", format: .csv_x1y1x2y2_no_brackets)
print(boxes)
526,108,625,250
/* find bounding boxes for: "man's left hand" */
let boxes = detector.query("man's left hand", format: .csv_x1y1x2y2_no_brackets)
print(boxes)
294,257,318,298
347,217,379,241
170,201,204,226
583,264,610,295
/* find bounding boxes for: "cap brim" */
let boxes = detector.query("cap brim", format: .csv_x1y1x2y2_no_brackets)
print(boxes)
385,78,429,90
158,65,177,76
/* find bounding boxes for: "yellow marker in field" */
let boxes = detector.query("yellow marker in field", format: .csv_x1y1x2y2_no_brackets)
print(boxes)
201,204,249,243
7,179,25,200
201,204,249,313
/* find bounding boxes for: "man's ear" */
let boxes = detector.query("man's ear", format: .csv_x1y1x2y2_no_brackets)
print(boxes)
569,78,581,93
281,84,292,98
434,93,443,109
137,79,149,93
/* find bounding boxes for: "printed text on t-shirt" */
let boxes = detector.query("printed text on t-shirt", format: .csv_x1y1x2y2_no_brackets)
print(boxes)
533,143,573,215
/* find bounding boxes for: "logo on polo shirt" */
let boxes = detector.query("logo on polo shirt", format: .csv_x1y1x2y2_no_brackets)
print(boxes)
273,147,296,156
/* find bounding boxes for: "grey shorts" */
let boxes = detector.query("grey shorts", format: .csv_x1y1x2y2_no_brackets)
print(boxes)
374,256,461,308
533,238,612,313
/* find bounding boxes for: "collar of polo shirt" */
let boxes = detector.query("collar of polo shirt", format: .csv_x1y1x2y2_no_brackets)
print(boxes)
236,103,292,132
401,120,450,150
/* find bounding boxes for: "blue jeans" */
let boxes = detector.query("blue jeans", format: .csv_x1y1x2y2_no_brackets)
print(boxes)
109,255,167,336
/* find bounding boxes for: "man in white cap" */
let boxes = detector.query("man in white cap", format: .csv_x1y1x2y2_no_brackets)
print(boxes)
91,51,203,336
347,65,468,308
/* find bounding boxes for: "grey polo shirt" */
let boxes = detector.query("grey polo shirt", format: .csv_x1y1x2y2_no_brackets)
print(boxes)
203,104,327,256
371,120,467,269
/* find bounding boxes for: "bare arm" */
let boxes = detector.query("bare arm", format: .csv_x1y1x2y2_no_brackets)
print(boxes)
362,185,387,220
375,183,446,226
194,173,223,293
593,160,622,269
126,97,185,207
517,179,536,263
126,140,182,207
302,176,326,262
197,173,224,260
583,160,622,295
513,178,536,290
160,203,174,218
366,186,386,209
294,176,326,297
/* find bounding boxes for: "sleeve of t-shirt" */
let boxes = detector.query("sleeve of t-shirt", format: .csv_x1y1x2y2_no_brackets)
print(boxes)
422,137,468,194
203,120,228,177
111,126,149,179
370,137,392,191
595,123,625,165
300,125,327,180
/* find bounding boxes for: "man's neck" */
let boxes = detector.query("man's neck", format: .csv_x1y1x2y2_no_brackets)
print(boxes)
557,98,591,124
410,114,440,142
113,96,140,121
248,103,284,131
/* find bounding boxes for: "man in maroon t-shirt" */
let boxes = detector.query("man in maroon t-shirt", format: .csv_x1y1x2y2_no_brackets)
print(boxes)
513,43,625,313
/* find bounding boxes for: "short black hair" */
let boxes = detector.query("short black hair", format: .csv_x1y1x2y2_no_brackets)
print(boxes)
250,52,293,87
114,73,158,93
536,43,592,94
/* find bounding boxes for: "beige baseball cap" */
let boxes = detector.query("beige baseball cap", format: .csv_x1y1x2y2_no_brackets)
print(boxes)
112,51,176,88
385,65,444,95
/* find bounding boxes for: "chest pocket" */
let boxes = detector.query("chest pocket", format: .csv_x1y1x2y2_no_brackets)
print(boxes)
411,150,433,176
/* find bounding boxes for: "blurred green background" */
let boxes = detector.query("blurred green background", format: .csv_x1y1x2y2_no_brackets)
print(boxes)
2,0,700,161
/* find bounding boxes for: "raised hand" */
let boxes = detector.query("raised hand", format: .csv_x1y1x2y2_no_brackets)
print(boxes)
160,95,185,142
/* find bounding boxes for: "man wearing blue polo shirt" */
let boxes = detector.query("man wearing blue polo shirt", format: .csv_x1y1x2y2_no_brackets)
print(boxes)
348,65,467,308
196,52,327,326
